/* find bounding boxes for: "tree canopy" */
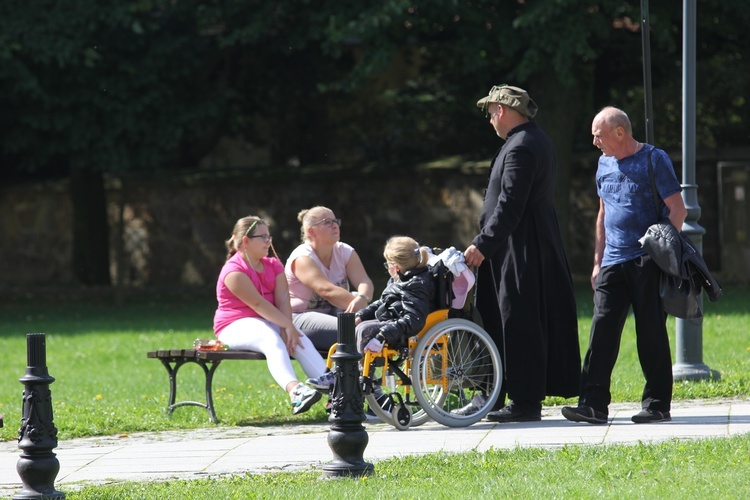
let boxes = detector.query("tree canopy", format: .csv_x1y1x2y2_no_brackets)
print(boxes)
2,1,748,173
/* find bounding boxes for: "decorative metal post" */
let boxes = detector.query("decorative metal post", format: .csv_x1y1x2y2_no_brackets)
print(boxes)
322,313,373,478
15,333,65,499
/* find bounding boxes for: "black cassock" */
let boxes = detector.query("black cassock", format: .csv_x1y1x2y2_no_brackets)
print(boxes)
472,121,581,403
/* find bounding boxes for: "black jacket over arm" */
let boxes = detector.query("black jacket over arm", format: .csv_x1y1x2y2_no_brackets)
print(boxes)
639,222,722,319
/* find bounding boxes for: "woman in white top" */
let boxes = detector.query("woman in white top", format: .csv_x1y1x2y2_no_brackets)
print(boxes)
285,206,375,351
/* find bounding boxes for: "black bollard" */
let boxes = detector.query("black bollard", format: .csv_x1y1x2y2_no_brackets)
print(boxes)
322,313,374,478
14,333,65,499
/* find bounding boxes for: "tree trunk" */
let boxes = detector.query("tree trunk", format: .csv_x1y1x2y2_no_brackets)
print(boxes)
529,72,588,255
70,168,112,286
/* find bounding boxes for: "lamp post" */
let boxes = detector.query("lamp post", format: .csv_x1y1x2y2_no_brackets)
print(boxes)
641,0,718,380
673,0,720,380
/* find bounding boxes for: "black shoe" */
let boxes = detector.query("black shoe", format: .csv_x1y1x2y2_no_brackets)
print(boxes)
486,402,541,423
561,405,608,424
631,409,671,423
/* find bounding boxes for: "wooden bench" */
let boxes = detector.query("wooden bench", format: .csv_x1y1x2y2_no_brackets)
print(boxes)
147,348,330,423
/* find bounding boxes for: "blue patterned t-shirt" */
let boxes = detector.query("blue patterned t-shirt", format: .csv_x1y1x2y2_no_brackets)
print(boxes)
596,145,682,266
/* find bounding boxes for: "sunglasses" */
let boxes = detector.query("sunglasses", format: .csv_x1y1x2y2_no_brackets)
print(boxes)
247,234,272,243
311,218,342,228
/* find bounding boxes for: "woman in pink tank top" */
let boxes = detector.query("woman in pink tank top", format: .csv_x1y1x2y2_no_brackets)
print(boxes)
213,215,327,415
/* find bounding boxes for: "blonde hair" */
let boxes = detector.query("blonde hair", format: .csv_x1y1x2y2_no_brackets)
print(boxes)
383,236,429,272
225,215,279,260
297,205,333,242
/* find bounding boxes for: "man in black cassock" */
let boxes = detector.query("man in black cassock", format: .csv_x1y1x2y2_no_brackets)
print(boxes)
462,85,581,422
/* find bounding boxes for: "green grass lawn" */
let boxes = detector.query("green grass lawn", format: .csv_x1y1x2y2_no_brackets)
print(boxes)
1,285,748,441
66,434,750,499
2,285,749,498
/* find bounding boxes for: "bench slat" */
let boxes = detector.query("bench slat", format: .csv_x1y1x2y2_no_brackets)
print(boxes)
195,350,267,361
147,348,328,361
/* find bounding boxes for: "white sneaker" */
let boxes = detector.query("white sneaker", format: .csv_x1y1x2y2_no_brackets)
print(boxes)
451,402,479,416
290,383,321,415
451,394,487,416
306,370,336,393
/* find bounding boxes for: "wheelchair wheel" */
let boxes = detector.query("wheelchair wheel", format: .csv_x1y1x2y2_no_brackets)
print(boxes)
363,354,433,428
391,402,412,431
411,318,502,427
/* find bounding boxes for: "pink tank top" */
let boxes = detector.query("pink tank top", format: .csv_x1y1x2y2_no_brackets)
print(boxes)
213,253,284,335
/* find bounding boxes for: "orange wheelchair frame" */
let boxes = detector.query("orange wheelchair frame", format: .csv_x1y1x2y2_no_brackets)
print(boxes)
326,308,502,430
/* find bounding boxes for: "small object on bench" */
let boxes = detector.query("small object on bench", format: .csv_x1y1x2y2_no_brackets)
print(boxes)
193,338,227,351
147,348,329,423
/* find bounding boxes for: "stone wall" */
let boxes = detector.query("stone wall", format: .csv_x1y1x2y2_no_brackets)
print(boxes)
0,158,729,291
0,180,74,286
0,169,488,289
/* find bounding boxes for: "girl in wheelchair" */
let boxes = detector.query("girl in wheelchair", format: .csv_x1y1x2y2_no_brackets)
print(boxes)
308,240,503,429
306,235,433,391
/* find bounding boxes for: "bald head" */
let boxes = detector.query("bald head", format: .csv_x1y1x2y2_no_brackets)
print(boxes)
594,107,633,137
591,106,639,159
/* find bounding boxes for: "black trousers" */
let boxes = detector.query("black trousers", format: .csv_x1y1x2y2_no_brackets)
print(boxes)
579,255,672,414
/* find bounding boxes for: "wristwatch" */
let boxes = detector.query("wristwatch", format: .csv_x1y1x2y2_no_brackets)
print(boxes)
353,292,371,303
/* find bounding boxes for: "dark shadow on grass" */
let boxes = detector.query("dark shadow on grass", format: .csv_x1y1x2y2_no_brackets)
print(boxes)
236,417,330,427
225,410,750,432
608,414,750,425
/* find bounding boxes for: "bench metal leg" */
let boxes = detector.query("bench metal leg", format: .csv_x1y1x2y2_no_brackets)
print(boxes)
203,360,222,424
158,358,185,409
157,357,223,424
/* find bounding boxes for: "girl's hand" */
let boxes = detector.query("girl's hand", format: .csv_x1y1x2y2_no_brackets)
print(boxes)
283,327,304,355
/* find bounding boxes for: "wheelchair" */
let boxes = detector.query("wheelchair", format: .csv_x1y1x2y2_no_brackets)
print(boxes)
326,249,503,430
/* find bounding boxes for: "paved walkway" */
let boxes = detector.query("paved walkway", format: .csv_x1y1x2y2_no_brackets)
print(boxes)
1,399,749,496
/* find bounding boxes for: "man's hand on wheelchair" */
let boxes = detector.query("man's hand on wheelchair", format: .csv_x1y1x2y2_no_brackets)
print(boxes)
464,244,485,267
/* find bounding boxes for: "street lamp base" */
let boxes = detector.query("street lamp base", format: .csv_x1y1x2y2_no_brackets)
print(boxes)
672,363,721,381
